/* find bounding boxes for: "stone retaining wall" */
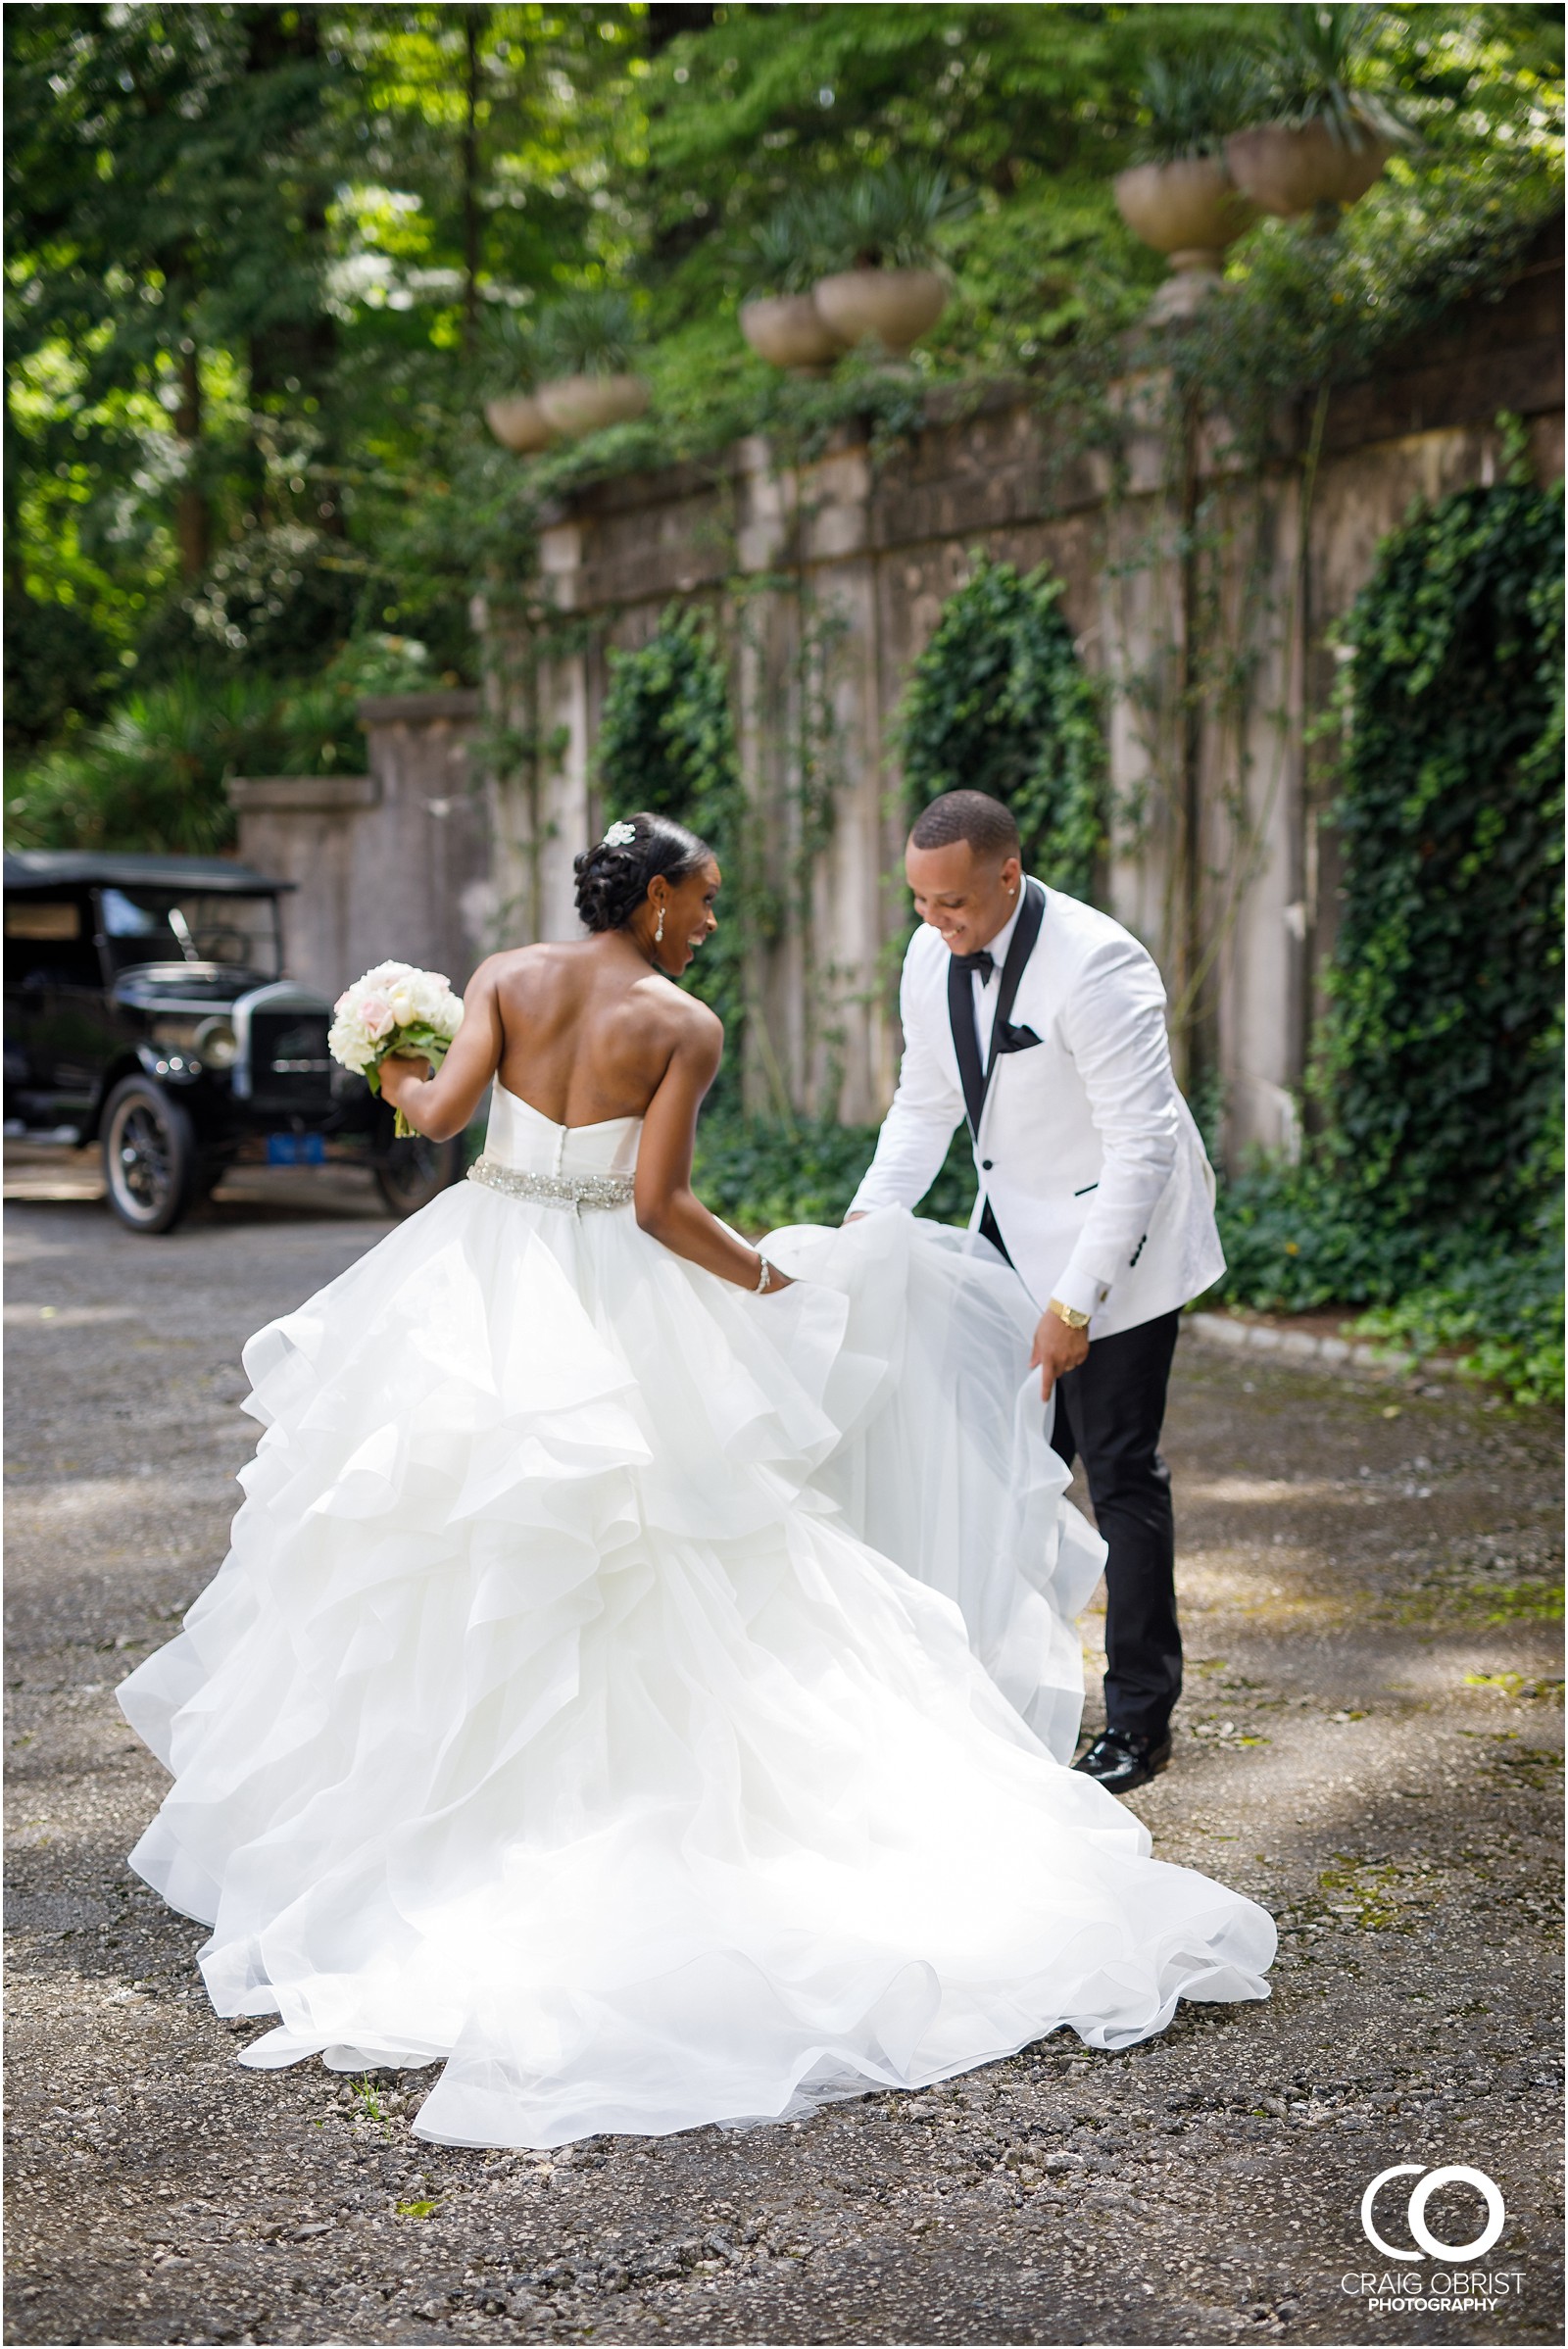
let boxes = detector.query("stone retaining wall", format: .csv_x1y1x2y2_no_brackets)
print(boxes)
485,231,1563,1152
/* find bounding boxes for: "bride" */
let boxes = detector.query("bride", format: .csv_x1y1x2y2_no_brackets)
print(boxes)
119,811,1274,2151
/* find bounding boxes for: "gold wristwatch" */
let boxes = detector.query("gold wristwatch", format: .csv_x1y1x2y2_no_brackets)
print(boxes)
1048,1297,1092,1331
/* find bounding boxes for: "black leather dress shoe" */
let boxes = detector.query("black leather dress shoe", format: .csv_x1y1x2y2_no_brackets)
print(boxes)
1072,1727,1173,1793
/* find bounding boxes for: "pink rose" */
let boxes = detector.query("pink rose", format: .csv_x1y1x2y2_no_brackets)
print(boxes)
360,994,395,1040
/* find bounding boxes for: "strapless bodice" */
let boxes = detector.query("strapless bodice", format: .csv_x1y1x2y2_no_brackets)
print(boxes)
482,1085,642,1179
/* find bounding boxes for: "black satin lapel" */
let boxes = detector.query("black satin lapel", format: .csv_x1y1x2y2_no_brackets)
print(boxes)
948,952,986,1139
986,879,1046,1083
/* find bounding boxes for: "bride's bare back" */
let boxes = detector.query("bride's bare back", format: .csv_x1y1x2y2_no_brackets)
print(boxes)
375,849,783,1293
488,938,705,1127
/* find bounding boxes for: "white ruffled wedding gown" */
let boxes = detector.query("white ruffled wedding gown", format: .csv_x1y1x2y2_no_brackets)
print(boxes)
119,1083,1275,2149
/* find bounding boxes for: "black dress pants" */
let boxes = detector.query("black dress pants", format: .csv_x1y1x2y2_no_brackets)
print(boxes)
980,1199,1183,1741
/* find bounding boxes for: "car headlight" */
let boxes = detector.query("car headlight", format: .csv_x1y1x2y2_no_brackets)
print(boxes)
194,1016,239,1070
151,1018,201,1052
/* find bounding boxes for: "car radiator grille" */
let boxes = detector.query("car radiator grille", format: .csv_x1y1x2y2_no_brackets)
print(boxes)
248,1010,334,1112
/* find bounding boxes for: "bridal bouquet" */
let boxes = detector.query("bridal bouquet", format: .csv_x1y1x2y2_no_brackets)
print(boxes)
328,961,465,1138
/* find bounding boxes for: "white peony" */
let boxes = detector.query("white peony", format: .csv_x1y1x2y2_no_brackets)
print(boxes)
412,969,451,1022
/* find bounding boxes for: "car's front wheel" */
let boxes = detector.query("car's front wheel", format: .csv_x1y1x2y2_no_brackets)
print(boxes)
102,1077,199,1235
373,1130,465,1218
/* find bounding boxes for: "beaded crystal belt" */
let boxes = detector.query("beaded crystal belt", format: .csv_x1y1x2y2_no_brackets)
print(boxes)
466,1153,636,1214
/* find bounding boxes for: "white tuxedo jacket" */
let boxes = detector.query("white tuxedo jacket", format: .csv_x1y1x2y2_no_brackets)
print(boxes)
848,880,1225,1338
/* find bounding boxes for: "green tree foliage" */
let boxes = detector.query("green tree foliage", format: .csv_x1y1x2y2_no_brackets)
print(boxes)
4,673,362,856
3,2,641,714
6,1,1562,765
4,595,116,755
5,2,346,601
896,557,1104,900
6,633,434,854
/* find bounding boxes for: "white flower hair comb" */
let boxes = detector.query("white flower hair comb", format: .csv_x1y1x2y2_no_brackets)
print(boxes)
602,820,637,849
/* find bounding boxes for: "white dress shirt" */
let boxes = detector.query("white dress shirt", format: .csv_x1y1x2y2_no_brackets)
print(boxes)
968,891,1024,1067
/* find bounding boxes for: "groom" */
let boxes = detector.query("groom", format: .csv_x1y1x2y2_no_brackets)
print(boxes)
846,789,1224,1792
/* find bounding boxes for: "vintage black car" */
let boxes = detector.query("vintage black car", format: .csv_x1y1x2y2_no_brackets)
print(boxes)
4,850,464,1233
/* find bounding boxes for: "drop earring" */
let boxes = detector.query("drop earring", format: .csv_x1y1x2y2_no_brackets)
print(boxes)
655,906,664,945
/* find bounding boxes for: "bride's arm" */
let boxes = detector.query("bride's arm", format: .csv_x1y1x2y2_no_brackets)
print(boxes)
635,1005,790,1292
377,962,504,1142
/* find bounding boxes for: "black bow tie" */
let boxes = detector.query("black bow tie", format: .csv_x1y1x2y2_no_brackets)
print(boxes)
953,948,996,986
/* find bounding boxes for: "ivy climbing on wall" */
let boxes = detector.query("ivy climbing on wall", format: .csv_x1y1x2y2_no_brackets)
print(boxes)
598,602,743,839
1318,465,1564,1236
1216,457,1565,1401
596,602,759,1089
895,556,1105,901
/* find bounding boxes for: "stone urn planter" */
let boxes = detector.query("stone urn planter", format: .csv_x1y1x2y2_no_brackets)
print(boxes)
1114,158,1257,322
535,372,650,437
811,266,948,357
1225,118,1391,219
739,292,846,373
482,393,556,455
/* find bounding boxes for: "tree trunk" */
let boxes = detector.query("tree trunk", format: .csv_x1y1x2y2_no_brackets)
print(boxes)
243,5,342,534
174,341,209,578
645,4,715,52
462,9,485,360
3,373,27,597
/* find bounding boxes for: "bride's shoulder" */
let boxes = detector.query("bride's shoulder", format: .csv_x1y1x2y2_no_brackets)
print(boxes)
633,971,721,1040
622,976,722,1082
483,941,573,992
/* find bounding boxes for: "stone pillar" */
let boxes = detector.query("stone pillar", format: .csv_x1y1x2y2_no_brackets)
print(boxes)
225,773,378,1001
533,525,596,945
229,689,487,999
1209,470,1309,1163
797,439,887,1124
729,430,893,1123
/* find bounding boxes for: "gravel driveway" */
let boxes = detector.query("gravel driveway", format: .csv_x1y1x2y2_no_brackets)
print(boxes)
5,1172,1563,2346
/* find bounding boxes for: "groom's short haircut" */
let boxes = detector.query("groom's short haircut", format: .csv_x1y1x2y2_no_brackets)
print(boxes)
908,790,1020,862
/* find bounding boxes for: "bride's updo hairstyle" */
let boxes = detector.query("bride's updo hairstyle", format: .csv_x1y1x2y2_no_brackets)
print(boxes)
573,810,711,934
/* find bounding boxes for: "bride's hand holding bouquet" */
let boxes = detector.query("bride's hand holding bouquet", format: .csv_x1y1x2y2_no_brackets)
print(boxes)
327,962,466,1139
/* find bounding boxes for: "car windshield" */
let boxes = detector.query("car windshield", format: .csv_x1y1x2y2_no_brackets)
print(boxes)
98,887,282,978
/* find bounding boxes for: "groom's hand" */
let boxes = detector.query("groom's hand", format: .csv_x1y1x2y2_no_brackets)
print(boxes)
1031,1308,1090,1399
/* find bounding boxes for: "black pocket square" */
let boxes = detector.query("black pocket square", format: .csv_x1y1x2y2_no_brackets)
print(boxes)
992,1020,1042,1056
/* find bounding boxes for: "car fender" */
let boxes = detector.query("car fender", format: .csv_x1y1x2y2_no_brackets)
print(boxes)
79,1052,150,1145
